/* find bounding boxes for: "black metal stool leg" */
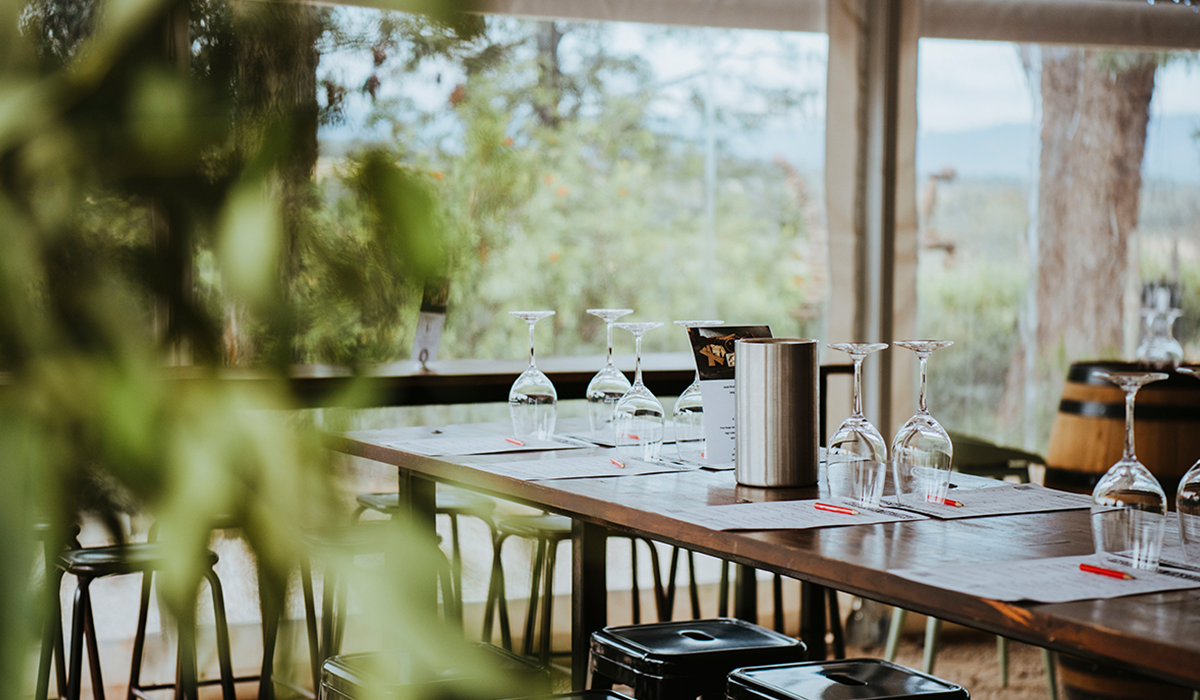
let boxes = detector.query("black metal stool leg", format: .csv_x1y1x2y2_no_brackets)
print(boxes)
523,537,547,658
125,568,154,700
257,564,284,700
718,560,730,618
448,513,464,626
321,565,336,664
773,574,786,633
37,564,66,700
827,588,846,659
204,569,237,700
298,556,321,693
629,539,640,624
82,583,105,700
539,540,559,666
686,551,702,619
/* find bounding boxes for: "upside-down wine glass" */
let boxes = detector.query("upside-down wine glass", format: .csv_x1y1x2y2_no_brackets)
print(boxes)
672,319,724,462
891,340,955,507
613,322,665,462
585,309,634,437
1090,371,1169,571
826,342,889,507
1176,367,1200,565
508,311,557,439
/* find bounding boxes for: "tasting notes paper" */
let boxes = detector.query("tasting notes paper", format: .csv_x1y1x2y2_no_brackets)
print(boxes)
463,455,694,481
885,482,1092,519
890,554,1200,603
665,498,927,531
381,435,583,456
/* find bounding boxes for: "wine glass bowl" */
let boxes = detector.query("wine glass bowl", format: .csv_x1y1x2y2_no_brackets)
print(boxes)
1090,370,1169,571
672,319,724,462
585,308,634,436
1175,367,1200,565
613,321,664,461
892,340,954,507
508,311,557,439
826,342,889,506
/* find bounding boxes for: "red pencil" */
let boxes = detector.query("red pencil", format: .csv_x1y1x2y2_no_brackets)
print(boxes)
610,457,626,469
505,437,525,446
1079,563,1135,580
941,498,965,507
814,502,859,516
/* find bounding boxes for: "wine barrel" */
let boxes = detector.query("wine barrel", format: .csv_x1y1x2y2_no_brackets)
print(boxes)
1057,654,1193,700
1045,361,1200,498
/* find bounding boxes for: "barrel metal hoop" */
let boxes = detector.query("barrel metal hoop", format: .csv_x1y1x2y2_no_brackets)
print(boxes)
1058,399,1200,421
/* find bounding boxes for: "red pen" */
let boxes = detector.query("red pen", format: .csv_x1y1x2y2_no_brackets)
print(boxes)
505,437,525,446
610,457,626,469
814,502,859,516
1079,563,1135,580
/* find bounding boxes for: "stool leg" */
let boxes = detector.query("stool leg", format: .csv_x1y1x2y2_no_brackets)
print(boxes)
538,540,559,666
174,612,199,700
482,533,514,650
629,539,640,624
644,540,673,622
523,538,548,658
320,566,336,663
827,589,845,659
126,569,154,700
82,583,105,700
298,557,321,693
772,574,785,633
203,569,237,700
686,551,701,619
37,565,66,700
922,616,941,674
1042,649,1058,700
717,560,730,618
257,564,285,700
65,579,89,700
884,607,906,662
448,513,464,628
998,636,1009,687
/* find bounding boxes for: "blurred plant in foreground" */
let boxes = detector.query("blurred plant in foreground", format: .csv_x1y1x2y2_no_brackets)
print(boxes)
0,0,509,696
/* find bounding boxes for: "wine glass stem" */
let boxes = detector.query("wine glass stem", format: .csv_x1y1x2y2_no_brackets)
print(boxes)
528,321,537,369
851,355,865,418
634,334,644,386
1123,386,1138,461
606,322,614,367
917,355,928,414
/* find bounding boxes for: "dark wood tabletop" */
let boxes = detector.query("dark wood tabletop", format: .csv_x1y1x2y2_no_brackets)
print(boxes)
327,425,1200,692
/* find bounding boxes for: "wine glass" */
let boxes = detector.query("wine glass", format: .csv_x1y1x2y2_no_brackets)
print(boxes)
672,319,724,462
1090,371,1169,570
613,322,665,461
1177,367,1200,565
585,309,634,437
508,311,557,439
826,342,889,507
891,340,955,507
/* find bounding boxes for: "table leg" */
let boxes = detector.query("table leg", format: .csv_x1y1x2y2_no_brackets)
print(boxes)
572,520,607,690
733,564,758,622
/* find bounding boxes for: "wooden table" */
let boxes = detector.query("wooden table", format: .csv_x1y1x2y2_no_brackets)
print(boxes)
327,425,1200,692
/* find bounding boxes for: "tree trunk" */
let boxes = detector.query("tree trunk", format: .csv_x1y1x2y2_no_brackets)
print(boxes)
1035,48,1155,361
534,21,562,129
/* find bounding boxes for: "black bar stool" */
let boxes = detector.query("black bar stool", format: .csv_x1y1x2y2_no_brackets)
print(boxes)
274,521,459,699
51,543,236,700
320,643,550,700
725,658,969,699
481,514,678,665
353,487,498,628
587,618,807,700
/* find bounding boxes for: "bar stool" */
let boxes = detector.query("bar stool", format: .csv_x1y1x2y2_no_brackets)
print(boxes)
51,543,236,700
276,521,459,699
725,658,968,700
587,618,807,700
481,514,677,665
352,487,498,624
319,643,550,700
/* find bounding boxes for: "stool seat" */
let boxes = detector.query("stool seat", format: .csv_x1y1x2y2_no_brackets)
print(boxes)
505,693,633,700
726,659,969,700
300,521,417,553
497,513,571,540
58,544,218,577
356,491,497,518
589,618,807,700
321,644,550,700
